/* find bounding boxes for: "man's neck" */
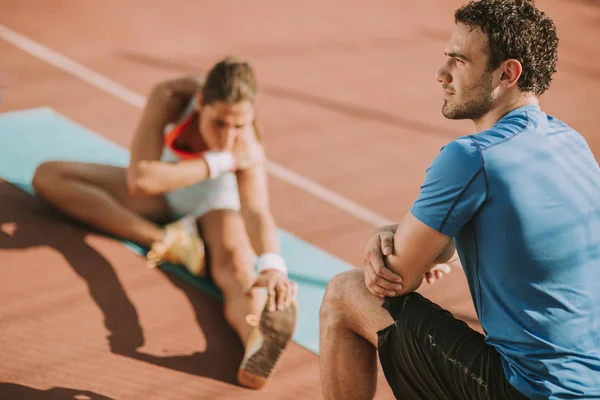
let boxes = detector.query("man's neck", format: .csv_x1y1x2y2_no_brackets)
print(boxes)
473,94,539,132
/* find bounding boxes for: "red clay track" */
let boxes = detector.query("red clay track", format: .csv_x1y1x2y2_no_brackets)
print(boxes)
1,0,599,398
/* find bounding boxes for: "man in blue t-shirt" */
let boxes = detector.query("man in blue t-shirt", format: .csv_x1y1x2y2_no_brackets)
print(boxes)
319,1,600,399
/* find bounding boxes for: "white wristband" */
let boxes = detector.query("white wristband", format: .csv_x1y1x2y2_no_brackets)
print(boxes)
203,151,235,179
256,252,288,275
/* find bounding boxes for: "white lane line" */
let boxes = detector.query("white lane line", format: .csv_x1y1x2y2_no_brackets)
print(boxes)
0,24,394,227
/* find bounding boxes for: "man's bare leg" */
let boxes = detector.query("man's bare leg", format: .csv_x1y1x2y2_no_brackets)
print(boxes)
33,161,169,246
320,269,394,400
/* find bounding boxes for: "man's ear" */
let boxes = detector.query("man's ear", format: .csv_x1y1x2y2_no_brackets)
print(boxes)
500,59,523,88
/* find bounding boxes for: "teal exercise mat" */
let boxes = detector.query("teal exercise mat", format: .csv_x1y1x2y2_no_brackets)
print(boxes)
0,107,353,354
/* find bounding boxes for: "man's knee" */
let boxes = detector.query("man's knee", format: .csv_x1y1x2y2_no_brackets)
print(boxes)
320,269,364,323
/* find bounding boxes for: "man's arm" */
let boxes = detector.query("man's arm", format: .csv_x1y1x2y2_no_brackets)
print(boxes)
375,224,399,234
385,213,454,295
434,240,457,265
363,139,485,297
363,217,454,297
386,139,485,294
372,223,455,264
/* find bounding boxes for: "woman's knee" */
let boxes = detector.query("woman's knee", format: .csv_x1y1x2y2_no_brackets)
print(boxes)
32,161,71,194
199,210,255,287
209,245,255,288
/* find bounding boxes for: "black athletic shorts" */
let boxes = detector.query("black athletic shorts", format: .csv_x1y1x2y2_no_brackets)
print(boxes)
377,293,528,400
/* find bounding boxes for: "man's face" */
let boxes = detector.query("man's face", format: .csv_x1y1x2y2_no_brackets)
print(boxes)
436,23,497,121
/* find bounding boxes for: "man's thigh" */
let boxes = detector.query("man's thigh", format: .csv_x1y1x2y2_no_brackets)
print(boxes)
377,293,527,400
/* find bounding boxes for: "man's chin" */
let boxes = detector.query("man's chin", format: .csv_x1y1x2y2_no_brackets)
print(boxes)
442,105,458,120
442,103,469,120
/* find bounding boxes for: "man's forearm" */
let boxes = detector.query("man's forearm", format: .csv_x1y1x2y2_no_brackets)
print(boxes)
378,222,455,265
433,241,457,265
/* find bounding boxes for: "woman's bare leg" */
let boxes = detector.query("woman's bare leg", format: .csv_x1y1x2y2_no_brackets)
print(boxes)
32,161,169,246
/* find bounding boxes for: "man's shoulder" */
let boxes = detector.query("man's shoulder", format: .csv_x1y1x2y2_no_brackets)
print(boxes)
439,136,482,161
473,105,578,150
430,136,483,174
474,121,530,152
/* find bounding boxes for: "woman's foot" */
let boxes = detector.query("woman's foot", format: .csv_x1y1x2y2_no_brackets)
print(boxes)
237,300,298,390
146,216,206,277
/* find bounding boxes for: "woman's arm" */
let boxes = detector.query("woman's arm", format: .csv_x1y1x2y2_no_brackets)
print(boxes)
126,77,226,196
236,162,280,256
236,137,298,312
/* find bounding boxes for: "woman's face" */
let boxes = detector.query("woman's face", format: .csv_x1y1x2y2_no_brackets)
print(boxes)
197,98,255,152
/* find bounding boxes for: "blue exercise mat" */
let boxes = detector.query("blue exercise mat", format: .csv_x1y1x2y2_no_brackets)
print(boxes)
0,107,353,354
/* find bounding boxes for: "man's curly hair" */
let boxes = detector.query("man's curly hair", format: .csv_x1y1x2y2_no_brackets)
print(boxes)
455,0,559,96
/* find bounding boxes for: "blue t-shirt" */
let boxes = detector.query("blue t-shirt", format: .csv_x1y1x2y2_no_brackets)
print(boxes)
411,105,600,399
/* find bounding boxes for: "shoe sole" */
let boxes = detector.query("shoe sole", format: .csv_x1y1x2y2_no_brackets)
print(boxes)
237,301,297,389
